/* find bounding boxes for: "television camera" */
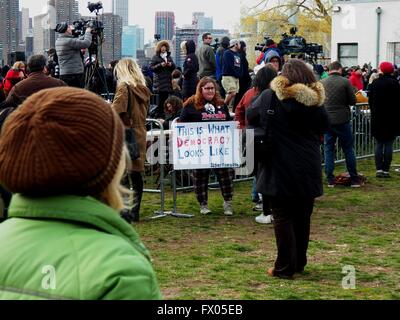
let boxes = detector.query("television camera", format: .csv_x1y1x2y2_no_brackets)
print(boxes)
255,35,274,52
72,2,109,97
210,38,220,53
278,27,323,60
255,27,324,63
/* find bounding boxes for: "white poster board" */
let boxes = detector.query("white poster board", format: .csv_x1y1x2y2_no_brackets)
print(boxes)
172,121,242,170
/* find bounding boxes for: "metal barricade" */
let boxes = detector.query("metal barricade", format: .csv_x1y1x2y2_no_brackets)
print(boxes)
144,104,400,193
145,119,194,219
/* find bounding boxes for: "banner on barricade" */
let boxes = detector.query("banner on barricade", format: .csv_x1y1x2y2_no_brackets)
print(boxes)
172,121,242,170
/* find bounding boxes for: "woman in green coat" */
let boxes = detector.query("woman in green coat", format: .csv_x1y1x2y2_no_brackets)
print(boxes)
0,87,162,300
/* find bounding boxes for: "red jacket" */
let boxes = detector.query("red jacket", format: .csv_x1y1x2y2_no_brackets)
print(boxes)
2,69,24,96
234,87,258,129
349,72,363,91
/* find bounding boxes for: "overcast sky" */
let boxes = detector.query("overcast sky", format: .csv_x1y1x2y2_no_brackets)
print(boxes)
20,0,259,41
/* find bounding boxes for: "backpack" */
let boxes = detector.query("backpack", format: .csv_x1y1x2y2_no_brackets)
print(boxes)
334,172,367,186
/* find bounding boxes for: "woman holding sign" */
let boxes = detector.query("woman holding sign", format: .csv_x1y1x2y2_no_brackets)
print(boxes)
179,77,234,216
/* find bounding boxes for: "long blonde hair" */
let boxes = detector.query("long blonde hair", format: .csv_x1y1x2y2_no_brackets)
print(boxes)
101,147,132,212
13,61,25,70
114,58,146,87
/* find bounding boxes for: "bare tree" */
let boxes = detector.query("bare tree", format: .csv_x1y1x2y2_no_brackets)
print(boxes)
250,0,333,25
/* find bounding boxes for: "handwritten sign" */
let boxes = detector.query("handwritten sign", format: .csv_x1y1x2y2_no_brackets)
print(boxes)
172,122,241,170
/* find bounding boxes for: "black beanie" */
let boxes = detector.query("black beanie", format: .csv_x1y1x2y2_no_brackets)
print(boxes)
55,22,68,34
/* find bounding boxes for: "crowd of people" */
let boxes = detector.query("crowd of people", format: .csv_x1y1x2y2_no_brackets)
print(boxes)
0,25,399,298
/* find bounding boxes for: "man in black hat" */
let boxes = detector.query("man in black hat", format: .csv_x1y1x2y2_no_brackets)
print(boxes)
55,22,92,88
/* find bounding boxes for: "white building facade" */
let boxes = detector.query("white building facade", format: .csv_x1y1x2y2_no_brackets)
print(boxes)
331,0,400,68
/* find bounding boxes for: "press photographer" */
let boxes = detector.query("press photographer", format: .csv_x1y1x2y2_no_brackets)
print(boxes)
55,22,92,88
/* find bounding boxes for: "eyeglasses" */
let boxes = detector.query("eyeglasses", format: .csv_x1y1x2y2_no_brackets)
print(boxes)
203,87,215,91
207,37,213,40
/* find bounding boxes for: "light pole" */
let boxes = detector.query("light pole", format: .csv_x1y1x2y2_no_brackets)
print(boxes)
376,7,382,68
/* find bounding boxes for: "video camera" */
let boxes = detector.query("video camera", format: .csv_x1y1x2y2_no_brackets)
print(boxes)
255,35,273,52
72,18,104,37
278,27,323,58
210,38,220,53
72,2,104,37
87,1,103,13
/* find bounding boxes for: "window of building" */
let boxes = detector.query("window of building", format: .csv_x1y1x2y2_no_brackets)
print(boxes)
387,42,400,66
338,43,358,67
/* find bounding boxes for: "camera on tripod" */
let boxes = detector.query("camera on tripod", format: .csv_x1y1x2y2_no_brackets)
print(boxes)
72,18,104,37
72,2,104,37
87,1,103,13
278,27,323,58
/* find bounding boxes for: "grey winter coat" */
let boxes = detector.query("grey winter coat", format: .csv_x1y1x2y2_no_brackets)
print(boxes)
55,31,92,76
321,73,357,125
196,44,216,79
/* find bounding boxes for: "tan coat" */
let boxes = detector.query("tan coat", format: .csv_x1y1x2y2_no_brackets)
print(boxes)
112,83,150,172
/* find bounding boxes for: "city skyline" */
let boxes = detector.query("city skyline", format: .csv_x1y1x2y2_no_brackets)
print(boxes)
20,0,245,41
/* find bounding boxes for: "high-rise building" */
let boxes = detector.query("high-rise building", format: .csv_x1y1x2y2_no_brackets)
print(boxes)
0,0,20,64
19,11,23,44
33,13,52,55
136,49,149,67
55,0,79,25
112,0,129,27
21,8,30,44
122,25,144,59
174,27,229,69
100,13,123,66
25,33,34,60
193,12,213,30
155,12,175,41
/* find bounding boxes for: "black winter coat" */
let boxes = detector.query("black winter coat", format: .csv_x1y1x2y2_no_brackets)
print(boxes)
247,76,330,199
368,74,400,140
182,40,199,99
150,53,176,93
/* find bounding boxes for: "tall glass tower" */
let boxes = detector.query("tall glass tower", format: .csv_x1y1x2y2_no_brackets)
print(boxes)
112,0,129,26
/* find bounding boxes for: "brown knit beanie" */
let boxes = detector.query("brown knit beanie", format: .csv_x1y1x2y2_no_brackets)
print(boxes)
0,87,124,198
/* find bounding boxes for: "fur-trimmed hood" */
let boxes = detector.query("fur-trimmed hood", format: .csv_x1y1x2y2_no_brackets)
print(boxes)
156,40,171,54
270,75,325,107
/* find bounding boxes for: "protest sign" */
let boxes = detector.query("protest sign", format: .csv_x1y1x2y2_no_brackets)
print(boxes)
172,122,242,170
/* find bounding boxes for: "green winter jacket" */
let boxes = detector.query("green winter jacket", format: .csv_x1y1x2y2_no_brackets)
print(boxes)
0,194,162,300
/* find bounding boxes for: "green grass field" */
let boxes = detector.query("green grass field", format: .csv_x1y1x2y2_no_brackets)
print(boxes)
135,154,400,300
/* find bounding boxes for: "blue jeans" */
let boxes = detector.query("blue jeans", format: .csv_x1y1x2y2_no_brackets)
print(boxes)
375,139,394,172
252,177,260,203
324,122,358,181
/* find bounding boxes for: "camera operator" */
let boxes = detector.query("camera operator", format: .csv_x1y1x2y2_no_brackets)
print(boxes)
55,22,92,88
